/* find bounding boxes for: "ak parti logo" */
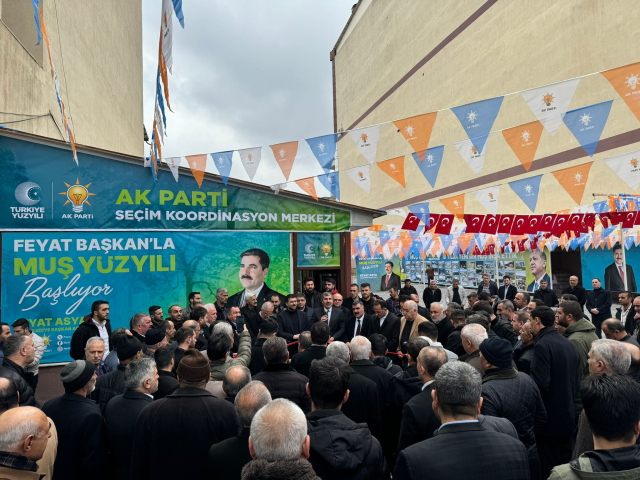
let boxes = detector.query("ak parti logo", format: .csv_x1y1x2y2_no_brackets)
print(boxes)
360,133,369,144
631,158,639,168
543,92,555,106
59,178,96,214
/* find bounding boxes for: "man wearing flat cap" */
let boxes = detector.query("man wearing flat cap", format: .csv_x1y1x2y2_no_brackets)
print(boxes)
132,349,240,480
91,335,143,413
43,360,109,480
479,336,547,480
143,328,167,359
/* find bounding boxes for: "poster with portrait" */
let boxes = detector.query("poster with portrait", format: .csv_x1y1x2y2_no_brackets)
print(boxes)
356,255,403,291
524,248,553,292
580,244,639,293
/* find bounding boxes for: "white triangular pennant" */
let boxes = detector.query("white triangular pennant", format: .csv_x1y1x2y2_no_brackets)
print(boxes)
238,147,262,181
385,208,408,218
472,185,500,215
155,104,165,143
161,0,174,73
164,157,181,182
348,124,382,164
604,149,640,191
520,78,580,135
346,165,371,193
388,225,402,240
454,138,488,175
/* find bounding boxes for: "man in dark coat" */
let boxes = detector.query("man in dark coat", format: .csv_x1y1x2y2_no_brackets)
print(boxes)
529,306,581,479
153,346,179,400
399,279,418,298
349,335,394,411
561,275,587,310
397,346,448,452
498,275,517,302
422,280,442,308
473,301,518,346
105,358,158,480
586,277,613,338
291,321,329,378
240,294,261,341
445,310,466,357
342,301,373,343
69,301,112,360
209,381,272,480
302,277,323,310
370,300,401,353
477,273,499,296
278,294,311,355
42,360,108,480
253,337,311,413
91,335,143,413
533,279,559,307
132,350,240,480
369,334,403,378
249,317,278,375
0,335,36,406
306,356,389,480
311,292,346,342
393,362,530,480
479,336,547,480
429,303,454,349
513,322,535,375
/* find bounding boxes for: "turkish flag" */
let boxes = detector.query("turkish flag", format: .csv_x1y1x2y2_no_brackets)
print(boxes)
635,212,640,226
540,214,557,233
599,212,612,228
551,214,570,236
435,214,454,235
498,214,515,233
622,211,637,228
480,214,500,234
401,213,420,231
472,245,482,255
529,235,540,250
511,215,529,235
485,243,495,255
566,214,584,235
464,214,485,233
582,213,596,232
517,239,527,252
610,212,626,226
525,215,543,234
423,214,440,233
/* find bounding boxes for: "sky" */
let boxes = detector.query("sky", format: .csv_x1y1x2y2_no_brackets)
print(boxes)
142,0,355,194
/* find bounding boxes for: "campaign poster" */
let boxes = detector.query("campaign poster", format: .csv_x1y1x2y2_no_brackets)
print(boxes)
524,248,553,292
297,233,340,267
1,231,291,363
356,255,403,292
581,244,639,293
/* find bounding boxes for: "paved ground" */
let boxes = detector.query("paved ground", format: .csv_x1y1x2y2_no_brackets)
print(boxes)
35,365,65,405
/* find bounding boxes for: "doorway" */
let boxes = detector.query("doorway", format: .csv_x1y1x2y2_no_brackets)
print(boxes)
550,249,583,293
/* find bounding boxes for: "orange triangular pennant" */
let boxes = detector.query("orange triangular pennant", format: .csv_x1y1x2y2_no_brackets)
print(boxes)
502,120,544,171
393,112,438,160
601,62,640,122
185,154,208,187
295,177,318,201
440,194,465,220
552,162,593,205
377,156,406,187
270,141,299,181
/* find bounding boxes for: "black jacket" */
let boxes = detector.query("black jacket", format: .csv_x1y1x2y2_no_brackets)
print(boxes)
446,325,465,357
394,422,530,480
422,288,441,308
208,427,253,480
342,314,373,343
341,367,383,441
481,367,547,480
291,345,326,378
350,359,394,409
304,290,323,310
435,316,454,348
491,316,519,346
370,356,403,378
105,389,154,480
477,281,499,296
91,363,126,413
368,313,401,353
386,374,424,457
534,288,559,307
240,305,261,341
343,296,360,314
399,286,418,297
562,285,587,308
586,288,613,325
214,302,227,321
70,315,112,360
397,383,440,453
311,307,346,341
306,410,389,480
529,326,581,437
249,337,268,375
154,370,179,400
132,387,240,480
616,306,637,336
253,363,312,413
498,284,517,302
42,393,109,480
0,358,36,406
514,343,534,375
278,309,312,343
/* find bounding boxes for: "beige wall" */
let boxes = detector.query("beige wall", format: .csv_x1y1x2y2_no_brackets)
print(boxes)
0,0,143,157
333,0,640,224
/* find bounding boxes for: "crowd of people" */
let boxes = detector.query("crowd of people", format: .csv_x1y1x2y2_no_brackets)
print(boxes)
1,275,640,479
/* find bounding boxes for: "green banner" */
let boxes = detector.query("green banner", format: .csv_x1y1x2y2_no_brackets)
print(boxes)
297,233,340,267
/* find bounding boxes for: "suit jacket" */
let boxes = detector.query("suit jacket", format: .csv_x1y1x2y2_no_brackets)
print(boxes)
477,281,499,296
585,288,613,325
104,389,154,480
397,383,439,453
249,337,268,375
228,283,285,311
422,288,442,308
527,273,551,292
561,285,587,308
341,367,383,441
311,307,346,341
154,370,179,400
208,427,253,480
394,422,530,480
397,315,429,353
240,305,261,340
380,272,401,292
604,262,637,292
498,284,517,302
342,313,374,343
350,359,394,409
291,345,327,378
276,309,310,342
368,312,401,353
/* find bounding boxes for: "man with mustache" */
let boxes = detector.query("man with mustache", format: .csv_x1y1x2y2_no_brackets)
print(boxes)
228,248,285,310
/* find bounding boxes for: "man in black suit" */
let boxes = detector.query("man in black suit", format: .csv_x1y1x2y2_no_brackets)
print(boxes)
240,293,261,341
561,275,587,310
343,283,361,314
478,273,499,296
394,362,530,480
227,248,285,309
104,358,158,479
153,346,179,400
397,346,448,452
302,277,323,310
291,321,329,378
423,280,442,308
380,261,402,292
370,299,401,353
248,317,278,376
400,278,418,297
604,244,637,292
349,335,394,411
342,301,373,343
498,275,517,302
209,381,272,480
311,292,346,342
276,294,310,356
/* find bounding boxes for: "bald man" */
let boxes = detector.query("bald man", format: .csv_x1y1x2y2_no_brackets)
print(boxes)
0,406,52,477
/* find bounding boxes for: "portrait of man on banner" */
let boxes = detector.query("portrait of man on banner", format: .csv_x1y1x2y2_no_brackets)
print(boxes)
526,249,551,292
228,248,285,309
604,243,637,293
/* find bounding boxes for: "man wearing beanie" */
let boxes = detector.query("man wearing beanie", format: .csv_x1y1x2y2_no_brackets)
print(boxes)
479,336,547,480
143,327,167,358
132,349,240,480
43,360,108,479
91,335,143,413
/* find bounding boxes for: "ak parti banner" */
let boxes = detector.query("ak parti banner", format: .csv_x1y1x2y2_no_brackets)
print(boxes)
185,154,207,187
552,162,594,205
377,156,406,187
270,141,299,181
601,61,640,122
502,120,544,171
295,177,318,201
393,112,438,160
440,194,465,220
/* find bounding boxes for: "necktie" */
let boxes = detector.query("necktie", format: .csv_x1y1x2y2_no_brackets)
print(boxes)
620,266,625,284
325,309,330,324
504,286,507,300
535,281,539,291
386,275,390,287
356,318,361,336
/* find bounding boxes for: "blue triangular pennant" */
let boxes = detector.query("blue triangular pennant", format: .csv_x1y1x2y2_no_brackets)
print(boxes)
210,151,233,185
306,134,337,174
440,233,455,251
378,231,390,248
593,201,609,214
562,101,613,157
317,172,340,200
156,70,167,129
412,145,445,188
509,175,543,213
408,202,430,223
497,233,510,246
451,97,504,153
172,0,185,27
